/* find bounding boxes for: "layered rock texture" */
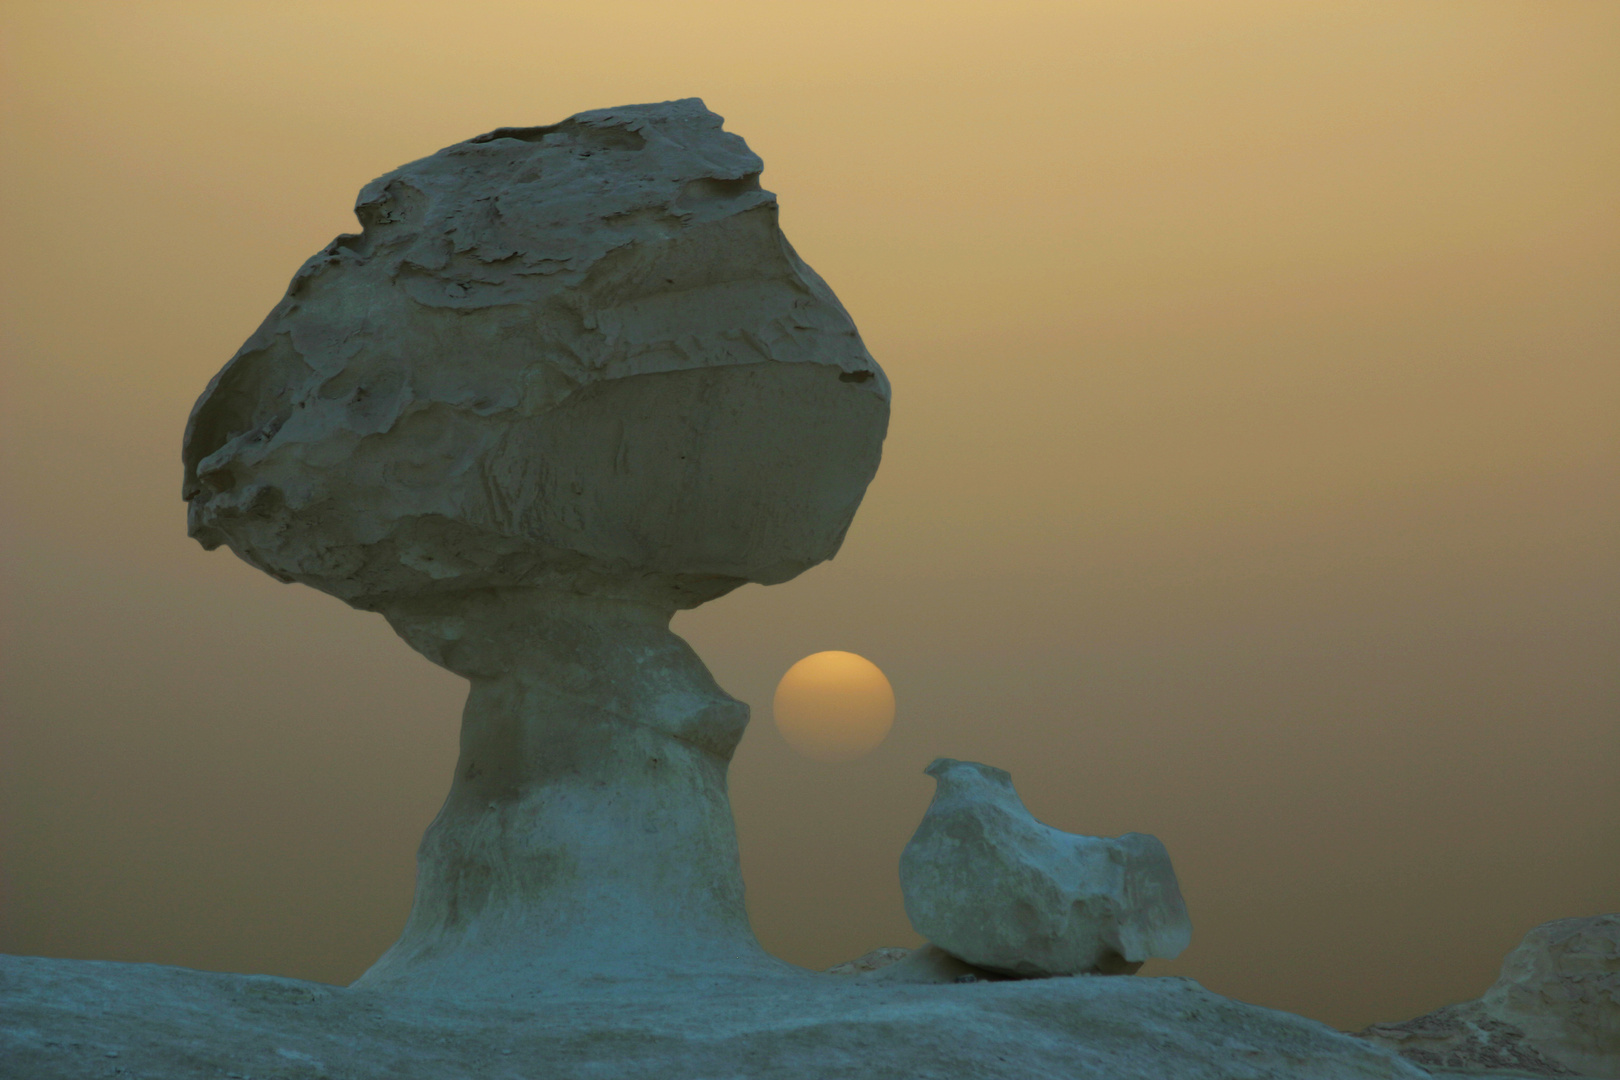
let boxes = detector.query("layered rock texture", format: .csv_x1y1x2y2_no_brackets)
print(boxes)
179,98,889,991
900,758,1191,977
1358,914,1620,1078
182,97,887,611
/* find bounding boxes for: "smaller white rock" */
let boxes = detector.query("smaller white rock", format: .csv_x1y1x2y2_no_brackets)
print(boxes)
900,758,1191,978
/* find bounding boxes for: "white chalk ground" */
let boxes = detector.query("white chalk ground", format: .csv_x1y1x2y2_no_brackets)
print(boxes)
0,953,1433,1080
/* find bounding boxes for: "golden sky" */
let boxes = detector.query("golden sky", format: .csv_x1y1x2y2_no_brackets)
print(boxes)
2,1,1616,1029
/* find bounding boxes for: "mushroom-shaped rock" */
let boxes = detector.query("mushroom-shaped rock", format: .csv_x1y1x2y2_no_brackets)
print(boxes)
899,758,1191,978
181,99,888,993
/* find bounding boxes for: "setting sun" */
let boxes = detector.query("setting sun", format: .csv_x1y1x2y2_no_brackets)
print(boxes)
772,651,896,763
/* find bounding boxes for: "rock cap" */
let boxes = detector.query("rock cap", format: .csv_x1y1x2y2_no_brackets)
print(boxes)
183,98,888,612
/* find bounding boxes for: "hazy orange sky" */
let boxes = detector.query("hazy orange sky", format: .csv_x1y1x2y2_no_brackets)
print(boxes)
2,1,1615,1030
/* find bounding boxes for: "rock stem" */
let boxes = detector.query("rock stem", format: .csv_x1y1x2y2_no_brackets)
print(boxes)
355,589,774,991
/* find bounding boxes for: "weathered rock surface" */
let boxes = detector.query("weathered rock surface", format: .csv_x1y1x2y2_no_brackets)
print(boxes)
1358,914,1620,1078
1356,999,1581,1077
183,96,888,612
178,99,889,993
1485,914,1620,1077
900,758,1192,978
823,946,913,975
0,955,1431,1080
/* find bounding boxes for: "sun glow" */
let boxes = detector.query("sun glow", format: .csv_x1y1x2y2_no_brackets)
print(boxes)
772,651,896,763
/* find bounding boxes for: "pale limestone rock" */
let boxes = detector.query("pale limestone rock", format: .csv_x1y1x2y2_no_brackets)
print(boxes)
1358,914,1619,1078
900,758,1191,978
1483,914,1620,1078
0,955,1432,1080
179,98,889,993
0,96,1446,1077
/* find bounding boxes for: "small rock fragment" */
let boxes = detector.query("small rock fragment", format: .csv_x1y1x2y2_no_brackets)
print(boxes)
181,98,890,991
899,758,1191,978
824,947,912,976
852,944,1008,984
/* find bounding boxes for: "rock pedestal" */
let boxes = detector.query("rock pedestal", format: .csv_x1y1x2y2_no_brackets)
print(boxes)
356,590,766,990
179,98,890,990
1481,914,1620,1078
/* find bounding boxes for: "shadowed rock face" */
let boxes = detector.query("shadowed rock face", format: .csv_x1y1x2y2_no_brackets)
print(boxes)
900,758,1192,978
182,97,888,614
180,99,888,992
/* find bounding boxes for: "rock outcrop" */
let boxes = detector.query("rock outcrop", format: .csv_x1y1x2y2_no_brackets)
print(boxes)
1358,913,1620,1078
900,758,1191,977
180,98,889,993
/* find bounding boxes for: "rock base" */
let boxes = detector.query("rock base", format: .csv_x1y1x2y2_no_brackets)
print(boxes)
1354,914,1618,1079
1,954,1428,1080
